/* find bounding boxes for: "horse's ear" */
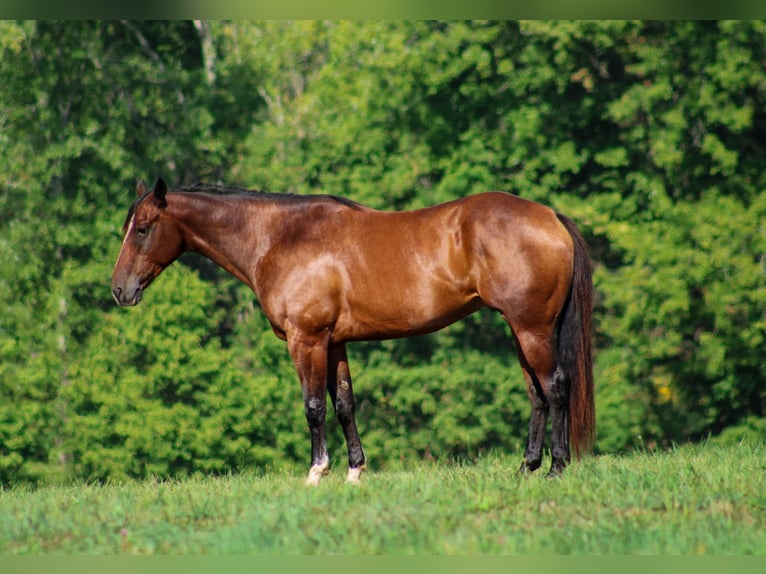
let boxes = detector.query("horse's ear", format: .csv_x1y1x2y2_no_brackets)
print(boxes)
153,177,168,208
135,179,148,197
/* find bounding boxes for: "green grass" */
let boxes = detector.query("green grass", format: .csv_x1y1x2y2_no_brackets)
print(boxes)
1,443,764,554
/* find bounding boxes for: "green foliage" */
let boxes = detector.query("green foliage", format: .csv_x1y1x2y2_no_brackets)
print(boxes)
60,266,306,482
353,346,529,468
1,21,765,484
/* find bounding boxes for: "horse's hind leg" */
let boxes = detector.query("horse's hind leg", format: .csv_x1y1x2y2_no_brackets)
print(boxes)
546,364,570,476
516,359,549,474
327,343,367,483
512,327,570,477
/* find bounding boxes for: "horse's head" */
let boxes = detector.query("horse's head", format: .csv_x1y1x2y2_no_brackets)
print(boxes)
112,178,185,306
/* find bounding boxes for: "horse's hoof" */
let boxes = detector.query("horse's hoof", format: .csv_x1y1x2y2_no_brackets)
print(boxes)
546,464,566,479
305,462,329,486
516,459,542,476
346,465,366,484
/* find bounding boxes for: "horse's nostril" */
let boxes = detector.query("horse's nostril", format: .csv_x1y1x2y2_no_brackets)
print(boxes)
112,287,123,303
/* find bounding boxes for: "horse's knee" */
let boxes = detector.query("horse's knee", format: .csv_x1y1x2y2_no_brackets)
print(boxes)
304,396,327,428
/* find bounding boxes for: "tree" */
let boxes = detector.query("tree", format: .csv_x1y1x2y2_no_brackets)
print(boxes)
2,21,765,484
0,21,261,482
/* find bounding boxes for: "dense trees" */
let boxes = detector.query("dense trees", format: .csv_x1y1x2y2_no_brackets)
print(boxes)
1,21,764,483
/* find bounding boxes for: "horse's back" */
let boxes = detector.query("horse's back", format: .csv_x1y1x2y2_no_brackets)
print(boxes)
259,191,574,342
331,192,573,339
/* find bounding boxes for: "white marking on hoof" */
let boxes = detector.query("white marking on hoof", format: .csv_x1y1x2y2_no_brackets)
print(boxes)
346,465,366,485
305,462,329,486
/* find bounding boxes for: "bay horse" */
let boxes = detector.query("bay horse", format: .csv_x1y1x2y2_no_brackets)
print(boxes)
112,178,594,484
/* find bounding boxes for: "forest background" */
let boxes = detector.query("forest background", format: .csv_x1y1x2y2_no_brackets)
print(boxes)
0,20,764,484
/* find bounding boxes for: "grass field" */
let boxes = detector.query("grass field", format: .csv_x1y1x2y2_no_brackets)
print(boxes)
1,442,764,554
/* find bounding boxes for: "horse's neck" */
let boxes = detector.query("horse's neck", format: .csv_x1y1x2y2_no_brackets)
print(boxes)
172,193,274,291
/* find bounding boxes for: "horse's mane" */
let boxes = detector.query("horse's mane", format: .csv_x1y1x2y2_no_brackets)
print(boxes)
123,183,363,231
175,183,363,210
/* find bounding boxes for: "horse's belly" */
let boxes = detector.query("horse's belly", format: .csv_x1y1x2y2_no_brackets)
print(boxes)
333,292,483,342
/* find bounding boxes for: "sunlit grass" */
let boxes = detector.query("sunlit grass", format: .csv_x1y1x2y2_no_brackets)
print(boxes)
1,443,764,554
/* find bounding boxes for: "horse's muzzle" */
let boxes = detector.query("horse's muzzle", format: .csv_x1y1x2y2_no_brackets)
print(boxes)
112,285,143,307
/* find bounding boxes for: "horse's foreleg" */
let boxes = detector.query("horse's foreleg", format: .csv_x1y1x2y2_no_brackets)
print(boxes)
328,343,367,484
287,331,331,486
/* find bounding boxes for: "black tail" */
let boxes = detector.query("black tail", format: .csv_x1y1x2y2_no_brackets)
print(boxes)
556,213,595,458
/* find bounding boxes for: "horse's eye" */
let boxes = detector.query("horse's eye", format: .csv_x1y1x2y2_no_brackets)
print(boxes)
136,226,150,237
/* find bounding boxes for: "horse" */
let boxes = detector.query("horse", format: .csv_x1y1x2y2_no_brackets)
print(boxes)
112,178,595,484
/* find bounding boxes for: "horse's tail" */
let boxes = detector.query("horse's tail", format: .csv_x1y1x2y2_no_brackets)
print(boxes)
556,213,595,459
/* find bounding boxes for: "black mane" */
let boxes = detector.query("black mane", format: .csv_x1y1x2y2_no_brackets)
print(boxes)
122,182,364,231
175,183,363,210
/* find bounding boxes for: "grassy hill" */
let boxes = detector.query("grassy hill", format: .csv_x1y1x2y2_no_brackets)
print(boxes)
1,442,764,554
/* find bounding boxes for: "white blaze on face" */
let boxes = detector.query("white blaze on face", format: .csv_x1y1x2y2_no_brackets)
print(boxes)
116,214,136,266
